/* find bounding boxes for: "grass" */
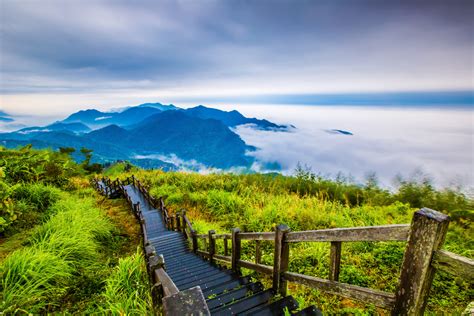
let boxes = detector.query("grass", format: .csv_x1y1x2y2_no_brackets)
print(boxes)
101,249,152,314
0,178,151,314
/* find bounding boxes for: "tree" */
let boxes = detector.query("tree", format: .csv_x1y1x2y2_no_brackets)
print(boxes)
59,147,75,156
80,148,93,166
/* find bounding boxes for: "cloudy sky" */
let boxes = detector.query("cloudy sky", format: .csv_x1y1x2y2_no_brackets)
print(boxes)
0,0,473,115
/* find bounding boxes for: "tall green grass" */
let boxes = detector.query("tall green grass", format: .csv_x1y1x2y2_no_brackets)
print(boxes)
0,247,73,313
0,195,114,313
101,249,152,314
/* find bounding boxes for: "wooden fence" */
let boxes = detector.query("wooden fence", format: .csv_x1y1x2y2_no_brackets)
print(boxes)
96,176,474,315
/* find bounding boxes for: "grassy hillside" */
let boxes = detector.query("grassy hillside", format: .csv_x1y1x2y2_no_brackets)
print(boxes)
0,147,152,314
1,146,472,314
106,164,473,314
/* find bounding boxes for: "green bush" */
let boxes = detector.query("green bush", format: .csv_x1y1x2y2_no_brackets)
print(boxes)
12,183,62,212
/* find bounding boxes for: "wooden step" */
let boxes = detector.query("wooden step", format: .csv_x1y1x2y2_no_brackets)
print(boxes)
211,289,274,315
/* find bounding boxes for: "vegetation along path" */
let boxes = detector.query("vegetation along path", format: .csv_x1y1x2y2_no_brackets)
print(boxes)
94,176,322,315
95,174,474,315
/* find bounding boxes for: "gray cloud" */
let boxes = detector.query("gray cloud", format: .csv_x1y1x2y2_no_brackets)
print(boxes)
1,0,472,107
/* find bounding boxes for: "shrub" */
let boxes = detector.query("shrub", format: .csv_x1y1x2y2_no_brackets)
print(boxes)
12,183,62,212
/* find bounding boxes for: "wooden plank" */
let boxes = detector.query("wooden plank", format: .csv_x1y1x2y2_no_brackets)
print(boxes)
283,271,395,309
329,241,342,281
286,224,410,242
393,208,450,315
214,254,231,263
432,250,474,282
239,260,273,275
213,234,231,239
239,232,275,240
196,250,210,258
154,268,179,297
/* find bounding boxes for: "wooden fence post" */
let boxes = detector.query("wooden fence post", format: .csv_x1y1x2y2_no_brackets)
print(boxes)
392,208,450,315
273,224,290,296
209,230,216,264
182,210,188,239
232,228,241,274
170,217,175,231
192,231,198,253
329,241,342,281
255,240,262,264
176,212,181,232
224,238,229,257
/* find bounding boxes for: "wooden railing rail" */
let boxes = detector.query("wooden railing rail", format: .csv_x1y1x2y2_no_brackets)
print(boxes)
432,250,474,282
285,224,410,242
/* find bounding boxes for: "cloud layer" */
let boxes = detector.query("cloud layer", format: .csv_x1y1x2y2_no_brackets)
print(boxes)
228,105,473,189
1,0,473,114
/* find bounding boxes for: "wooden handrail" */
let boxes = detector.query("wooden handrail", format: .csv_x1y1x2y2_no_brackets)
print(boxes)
154,268,179,297
283,271,396,309
432,250,474,282
285,224,410,243
239,232,274,241
212,234,231,239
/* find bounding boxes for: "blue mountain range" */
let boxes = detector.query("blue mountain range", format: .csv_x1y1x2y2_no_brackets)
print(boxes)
0,103,287,170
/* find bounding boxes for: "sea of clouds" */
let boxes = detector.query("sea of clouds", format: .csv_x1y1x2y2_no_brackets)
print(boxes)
216,104,473,190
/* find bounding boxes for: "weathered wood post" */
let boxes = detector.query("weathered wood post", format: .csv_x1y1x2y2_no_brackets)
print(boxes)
209,230,216,264
176,212,181,232
392,208,450,315
273,224,290,296
329,241,342,281
255,240,262,264
182,210,188,239
131,174,135,185
192,231,198,253
231,228,241,274
224,238,229,257
170,216,175,231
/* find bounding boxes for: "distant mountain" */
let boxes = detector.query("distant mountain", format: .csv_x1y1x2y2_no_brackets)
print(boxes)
62,106,162,128
136,102,178,111
84,111,253,168
184,105,289,130
18,122,91,134
0,111,14,122
128,111,253,168
0,132,129,163
1,110,254,169
85,124,129,144
1,101,294,170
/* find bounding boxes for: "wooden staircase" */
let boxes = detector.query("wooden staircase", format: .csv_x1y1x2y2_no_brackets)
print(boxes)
93,175,474,316
93,176,322,316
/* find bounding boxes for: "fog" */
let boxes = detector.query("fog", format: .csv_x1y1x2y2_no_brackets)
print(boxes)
214,104,473,189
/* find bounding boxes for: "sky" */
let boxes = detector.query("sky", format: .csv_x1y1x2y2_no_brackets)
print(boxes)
0,0,473,115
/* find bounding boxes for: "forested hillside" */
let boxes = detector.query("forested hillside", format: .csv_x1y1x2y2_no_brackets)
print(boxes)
1,146,472,314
